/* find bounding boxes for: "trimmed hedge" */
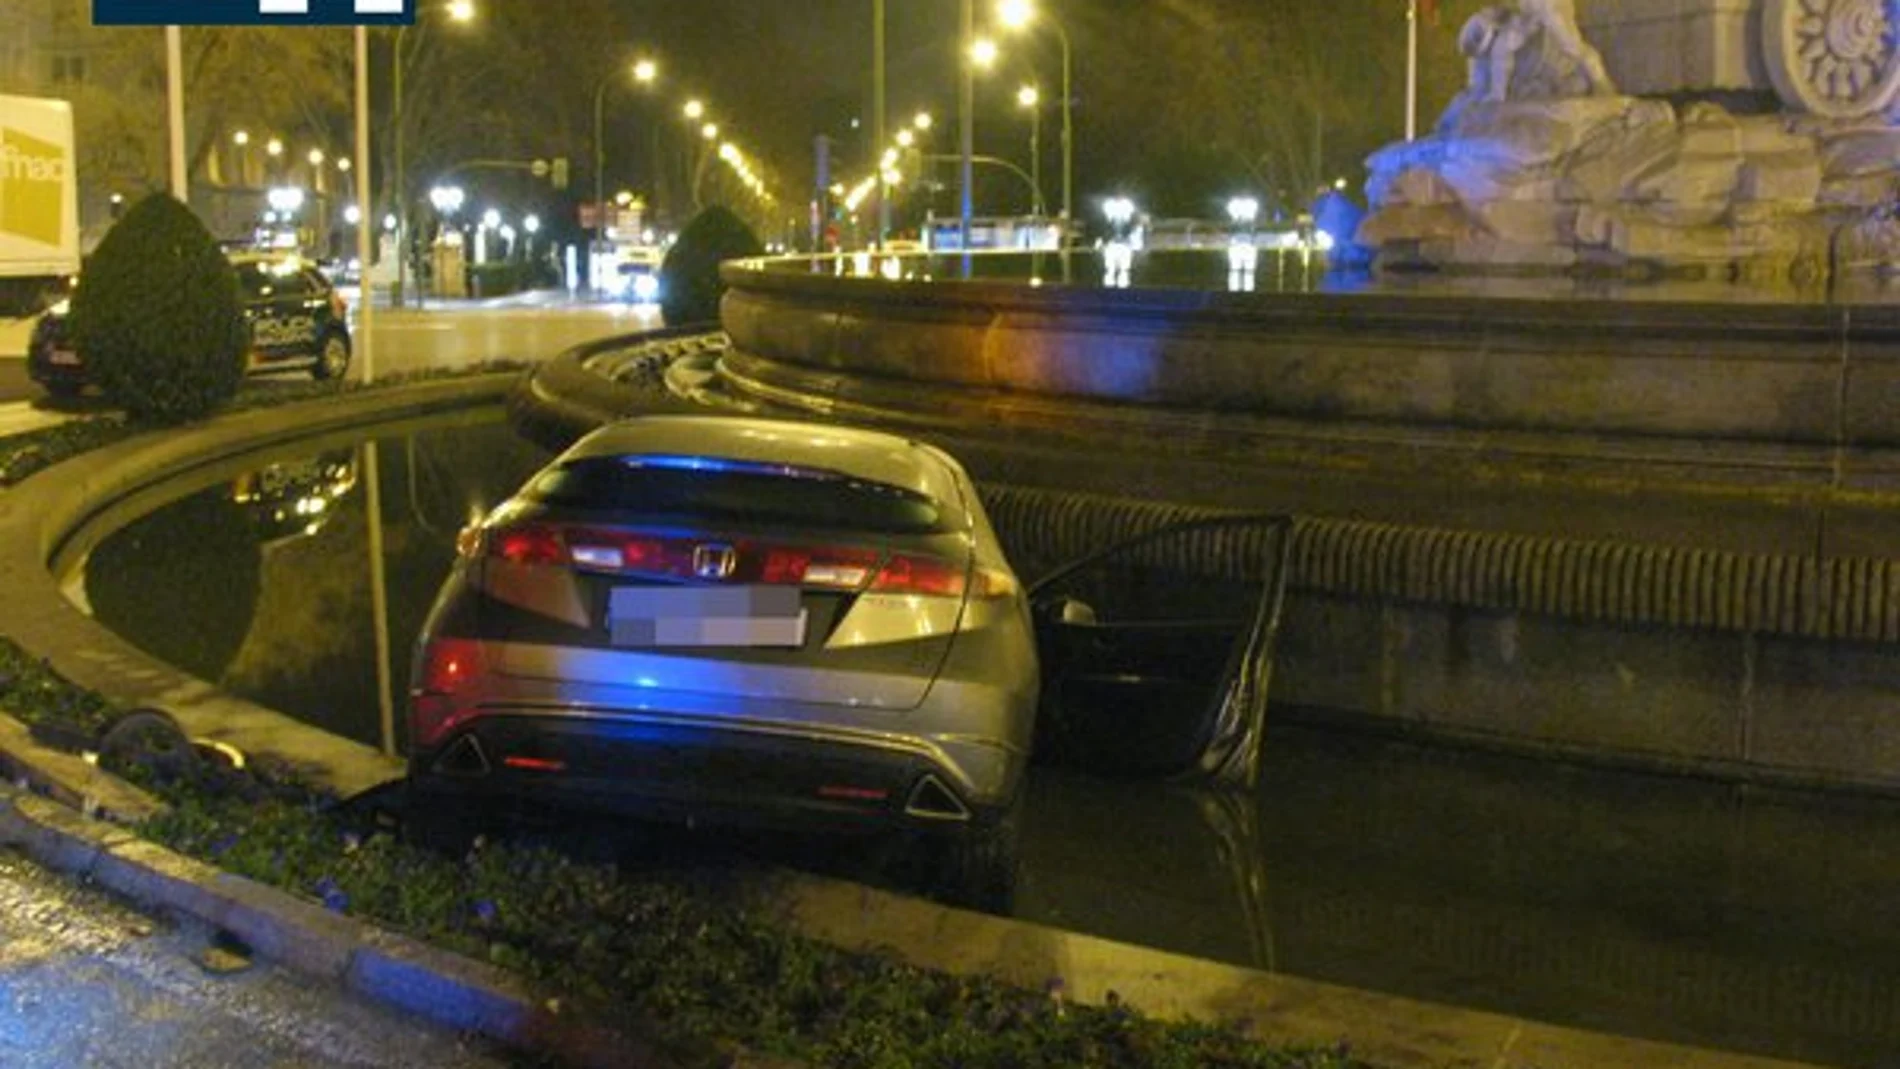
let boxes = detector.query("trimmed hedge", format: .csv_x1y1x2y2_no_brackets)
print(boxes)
659,205,763,326
70,194,248,425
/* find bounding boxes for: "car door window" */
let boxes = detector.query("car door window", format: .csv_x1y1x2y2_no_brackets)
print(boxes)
1028,514,1293,789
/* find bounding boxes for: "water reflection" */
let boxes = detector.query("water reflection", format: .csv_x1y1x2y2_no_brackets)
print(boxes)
77,414,1900,1067
758,248,1900,305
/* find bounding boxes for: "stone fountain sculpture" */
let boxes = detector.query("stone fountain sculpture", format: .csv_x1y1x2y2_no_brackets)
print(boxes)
1359,0,1900,281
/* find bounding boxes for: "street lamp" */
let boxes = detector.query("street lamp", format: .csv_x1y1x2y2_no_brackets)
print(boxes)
970,37,999,68
683,99,705,120
701,122,719,140
230,130,253,187
428,184,465,216
392,0,478,308
1017,84,1042,218
593,58,660,252
997,0,1073,238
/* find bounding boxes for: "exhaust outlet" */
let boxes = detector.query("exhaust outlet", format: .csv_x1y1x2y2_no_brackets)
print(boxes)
904,774,971,822
435,735,491,777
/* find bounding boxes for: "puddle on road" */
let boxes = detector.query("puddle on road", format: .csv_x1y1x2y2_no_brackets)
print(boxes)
68,409,1900,1068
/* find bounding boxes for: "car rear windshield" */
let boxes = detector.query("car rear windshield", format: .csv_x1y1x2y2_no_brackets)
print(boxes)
526,456,950,534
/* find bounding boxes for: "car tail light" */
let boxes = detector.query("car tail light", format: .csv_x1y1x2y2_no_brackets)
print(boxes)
411,637,488,748
869,554,967,597
759,546,879,589
489,523,567,566
564,531,687,574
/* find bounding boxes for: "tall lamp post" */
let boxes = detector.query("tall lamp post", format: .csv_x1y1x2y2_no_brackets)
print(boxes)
1016,84,1042,217
594,58,659,254
996,0,1071,238
392,0,476,310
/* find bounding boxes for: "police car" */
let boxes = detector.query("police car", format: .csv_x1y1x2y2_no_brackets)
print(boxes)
28,253,352,399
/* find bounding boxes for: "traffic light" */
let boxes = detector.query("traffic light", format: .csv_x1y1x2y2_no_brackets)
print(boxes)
550,157,569,190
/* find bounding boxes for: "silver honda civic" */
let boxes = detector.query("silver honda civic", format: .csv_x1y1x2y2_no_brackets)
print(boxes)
406,414,1038,862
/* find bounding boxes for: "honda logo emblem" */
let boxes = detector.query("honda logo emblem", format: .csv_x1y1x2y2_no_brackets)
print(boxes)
692,543,738,580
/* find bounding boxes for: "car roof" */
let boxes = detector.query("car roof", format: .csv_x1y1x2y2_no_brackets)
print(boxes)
562,415,963,507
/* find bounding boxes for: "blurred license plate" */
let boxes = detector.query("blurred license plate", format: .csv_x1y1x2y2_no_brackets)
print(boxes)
49,349,78,365
608,585,806,647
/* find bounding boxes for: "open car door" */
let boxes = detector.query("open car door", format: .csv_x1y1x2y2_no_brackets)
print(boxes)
1027,514,1293,790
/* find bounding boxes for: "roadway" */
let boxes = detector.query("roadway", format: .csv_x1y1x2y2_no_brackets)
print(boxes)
0,295,661,428
0,848,510,1067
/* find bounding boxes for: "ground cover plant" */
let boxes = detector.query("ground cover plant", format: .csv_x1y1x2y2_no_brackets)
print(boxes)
136,764,1373,1069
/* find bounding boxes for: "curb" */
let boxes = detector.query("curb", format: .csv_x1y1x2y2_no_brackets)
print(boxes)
0,785,697,1069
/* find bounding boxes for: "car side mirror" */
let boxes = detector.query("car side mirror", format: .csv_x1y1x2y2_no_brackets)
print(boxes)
1036,594,1097,626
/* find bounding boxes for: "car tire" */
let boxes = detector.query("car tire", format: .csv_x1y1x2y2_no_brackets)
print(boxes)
933,803,1021,913
400,778,490,857
312,332,350,381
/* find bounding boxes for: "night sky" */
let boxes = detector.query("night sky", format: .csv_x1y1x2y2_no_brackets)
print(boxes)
433,1,1477,229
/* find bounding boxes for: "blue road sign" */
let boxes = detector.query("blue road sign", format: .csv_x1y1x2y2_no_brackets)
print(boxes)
93,0,414,25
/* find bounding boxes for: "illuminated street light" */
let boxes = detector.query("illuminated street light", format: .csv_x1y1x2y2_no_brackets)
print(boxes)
267,186,305,214
896,129,915,148
428,184,465,215
337,156,352,172
914,111,933,130
307,148,325,167
1226,196,1260,225
996,0,1075,235
232,130,250,146
1017,85,1042,217
383,213,398,232
344,204,363,225
481,208,501,229
970,38,999,68
684,99,705,120
393,0,478,308
1102,195,1137,226
594,58,660,246
524,214,541,234
701,122,719,140
265,138,284,157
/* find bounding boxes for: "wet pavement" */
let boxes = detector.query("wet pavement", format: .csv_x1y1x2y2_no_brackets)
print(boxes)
66,410,1900,1069
0,849,510,1068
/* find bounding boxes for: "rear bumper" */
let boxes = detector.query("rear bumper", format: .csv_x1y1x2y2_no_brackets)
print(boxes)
25,339,86,389
409,707,1024,833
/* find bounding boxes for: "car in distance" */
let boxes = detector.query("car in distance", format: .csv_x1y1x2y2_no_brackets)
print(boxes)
27,252,351,398
407,415,1039,880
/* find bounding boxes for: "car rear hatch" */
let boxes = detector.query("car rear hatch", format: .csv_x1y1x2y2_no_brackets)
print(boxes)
471,453,973,711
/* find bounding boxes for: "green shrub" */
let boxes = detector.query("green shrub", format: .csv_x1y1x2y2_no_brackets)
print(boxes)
658,205,763,327
71,194,247,424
